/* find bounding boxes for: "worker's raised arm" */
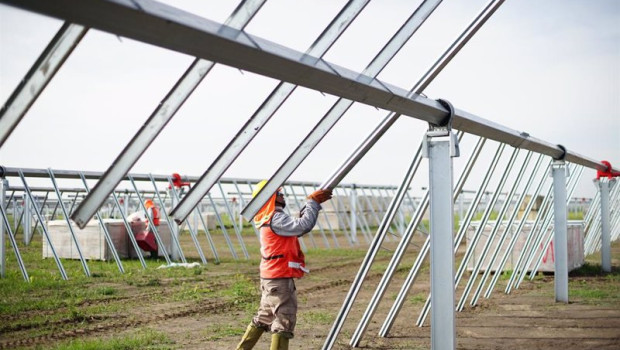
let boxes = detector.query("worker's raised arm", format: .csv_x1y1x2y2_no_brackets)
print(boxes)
270,189,332,236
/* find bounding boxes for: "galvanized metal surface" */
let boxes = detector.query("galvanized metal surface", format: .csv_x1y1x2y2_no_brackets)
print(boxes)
242,0,442,221
1,0,614,177
551,160,569,302
70,0,267,229
170,0,370,224
426,133,456,350
0,22,87,147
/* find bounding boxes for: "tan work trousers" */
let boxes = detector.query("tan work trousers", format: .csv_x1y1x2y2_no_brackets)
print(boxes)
252,278,297,335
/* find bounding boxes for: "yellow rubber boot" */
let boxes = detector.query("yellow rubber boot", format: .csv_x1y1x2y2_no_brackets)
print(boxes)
270,332,291,350
235,324,265,350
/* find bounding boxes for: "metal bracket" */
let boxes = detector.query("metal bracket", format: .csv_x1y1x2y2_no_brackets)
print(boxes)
554,144,567,161
422,99,460,158
550,159,570,178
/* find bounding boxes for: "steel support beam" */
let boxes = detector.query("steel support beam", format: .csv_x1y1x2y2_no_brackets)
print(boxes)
69,0,266,228
350,185,357,243
18,170,68,280
169,0,370,224
596,178,614,272
243,0,444,221
466,151,534,307
597,180,612,272
551,160,569,302
0,22,87,147
48,169,91,277
3,1,612,219
0,184,29,281
23,193,32,244
415,143,506,327
425,128,458,350
0,178,6,277
321,140,425,350
319,0,506,214
483,158,549,299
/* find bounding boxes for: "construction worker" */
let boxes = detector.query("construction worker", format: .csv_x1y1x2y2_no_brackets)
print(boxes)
128,198,160,258
236,180,332,350
144,199,160,231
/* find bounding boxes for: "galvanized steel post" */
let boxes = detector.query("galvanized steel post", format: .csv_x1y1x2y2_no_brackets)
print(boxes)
23,193,31,245
596,178,614,272
423,123,459,350
0,177,6,278
169,184,181,261
551,160,569,302
350,184,357,243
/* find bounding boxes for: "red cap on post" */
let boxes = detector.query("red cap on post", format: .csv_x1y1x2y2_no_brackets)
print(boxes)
596,161,620,179
169,173,191,189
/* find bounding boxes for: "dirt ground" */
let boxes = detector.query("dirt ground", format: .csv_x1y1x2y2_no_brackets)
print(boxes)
1,231,619,350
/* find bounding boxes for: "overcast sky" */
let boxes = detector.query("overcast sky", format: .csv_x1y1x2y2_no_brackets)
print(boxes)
0,0,618,199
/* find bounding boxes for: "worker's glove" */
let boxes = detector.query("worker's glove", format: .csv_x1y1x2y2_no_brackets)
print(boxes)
307,189,332,204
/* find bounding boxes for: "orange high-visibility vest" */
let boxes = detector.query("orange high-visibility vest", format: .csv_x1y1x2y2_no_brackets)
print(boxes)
147,206,160,227
259,223,307,279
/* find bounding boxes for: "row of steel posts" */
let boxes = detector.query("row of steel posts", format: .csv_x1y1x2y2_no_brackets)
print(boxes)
0,170,415,280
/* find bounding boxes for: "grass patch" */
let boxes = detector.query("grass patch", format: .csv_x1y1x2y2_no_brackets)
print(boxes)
218,274,258,312
301,310,334,324
204,324,245,341
28,329,175,350
408,293,427,305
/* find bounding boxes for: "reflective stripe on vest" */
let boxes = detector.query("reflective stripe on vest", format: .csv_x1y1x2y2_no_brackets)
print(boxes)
288,261,310,273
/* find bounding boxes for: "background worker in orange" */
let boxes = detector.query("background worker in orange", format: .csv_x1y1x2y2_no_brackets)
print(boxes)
128,198,160,258
236,181,332,350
